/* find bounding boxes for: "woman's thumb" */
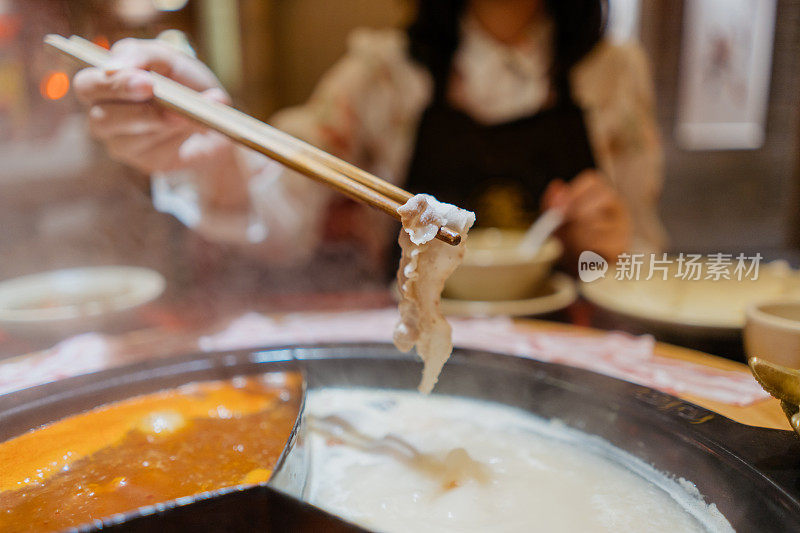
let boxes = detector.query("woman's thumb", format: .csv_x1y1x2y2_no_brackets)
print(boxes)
202,87,231,106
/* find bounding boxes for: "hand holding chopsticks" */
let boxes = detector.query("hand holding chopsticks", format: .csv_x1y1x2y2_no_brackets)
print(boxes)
45,34,460,246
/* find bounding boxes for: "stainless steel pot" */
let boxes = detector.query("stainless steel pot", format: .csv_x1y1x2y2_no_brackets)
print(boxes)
1,344,799,532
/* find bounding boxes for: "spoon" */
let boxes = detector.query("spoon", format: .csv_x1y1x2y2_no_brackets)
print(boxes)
517,208,564,257
748,357,800,434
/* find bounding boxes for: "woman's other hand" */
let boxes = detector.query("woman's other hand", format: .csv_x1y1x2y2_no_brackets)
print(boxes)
73,38,231,175
542,169,632,264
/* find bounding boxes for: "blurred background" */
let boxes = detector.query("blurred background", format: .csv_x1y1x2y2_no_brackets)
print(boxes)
0,0,798,358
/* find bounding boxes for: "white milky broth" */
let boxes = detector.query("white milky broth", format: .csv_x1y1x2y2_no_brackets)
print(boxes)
305,388,734,533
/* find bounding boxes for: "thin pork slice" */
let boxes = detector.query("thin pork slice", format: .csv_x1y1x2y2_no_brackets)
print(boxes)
394,194,475,393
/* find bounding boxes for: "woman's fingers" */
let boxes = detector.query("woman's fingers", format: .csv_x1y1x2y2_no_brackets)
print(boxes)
82,77,234,174
556,170,623,225
104,128,190,173
73,68,154,104
108,38,223,92
85,83,231,138
106,38,175,74
88,102,165,138
571,187,621,223
87,100,206,138
72,38,234,175
560,171,603,217
552,169,632,261
202,87,232,106
74,39,227,106
541,179,568,210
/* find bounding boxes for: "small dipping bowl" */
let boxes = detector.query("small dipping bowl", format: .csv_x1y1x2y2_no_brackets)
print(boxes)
444,228,562,301
745,300,800,367
0,266,165,338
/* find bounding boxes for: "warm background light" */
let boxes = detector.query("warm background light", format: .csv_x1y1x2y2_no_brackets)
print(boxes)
92,35,110,50
40,71,70,100
152,0,189,11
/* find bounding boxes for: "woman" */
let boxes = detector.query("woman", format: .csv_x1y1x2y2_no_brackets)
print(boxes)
74,0,665,274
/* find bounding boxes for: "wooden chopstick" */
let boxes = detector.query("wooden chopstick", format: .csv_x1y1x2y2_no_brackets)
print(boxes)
44,34,461,246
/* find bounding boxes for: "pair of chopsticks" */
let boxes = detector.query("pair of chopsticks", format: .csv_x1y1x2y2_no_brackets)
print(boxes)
44,34,461,246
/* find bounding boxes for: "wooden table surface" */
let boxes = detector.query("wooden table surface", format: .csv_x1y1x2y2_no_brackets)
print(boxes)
515,318,789,431
0,308,787,431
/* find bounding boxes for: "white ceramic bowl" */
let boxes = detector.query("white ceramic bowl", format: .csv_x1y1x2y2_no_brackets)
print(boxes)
580,259,800,338
744,300,800,368
0,266,166,337
443,228,563,302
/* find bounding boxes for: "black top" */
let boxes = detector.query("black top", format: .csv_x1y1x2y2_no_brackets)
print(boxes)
405,77,596,228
